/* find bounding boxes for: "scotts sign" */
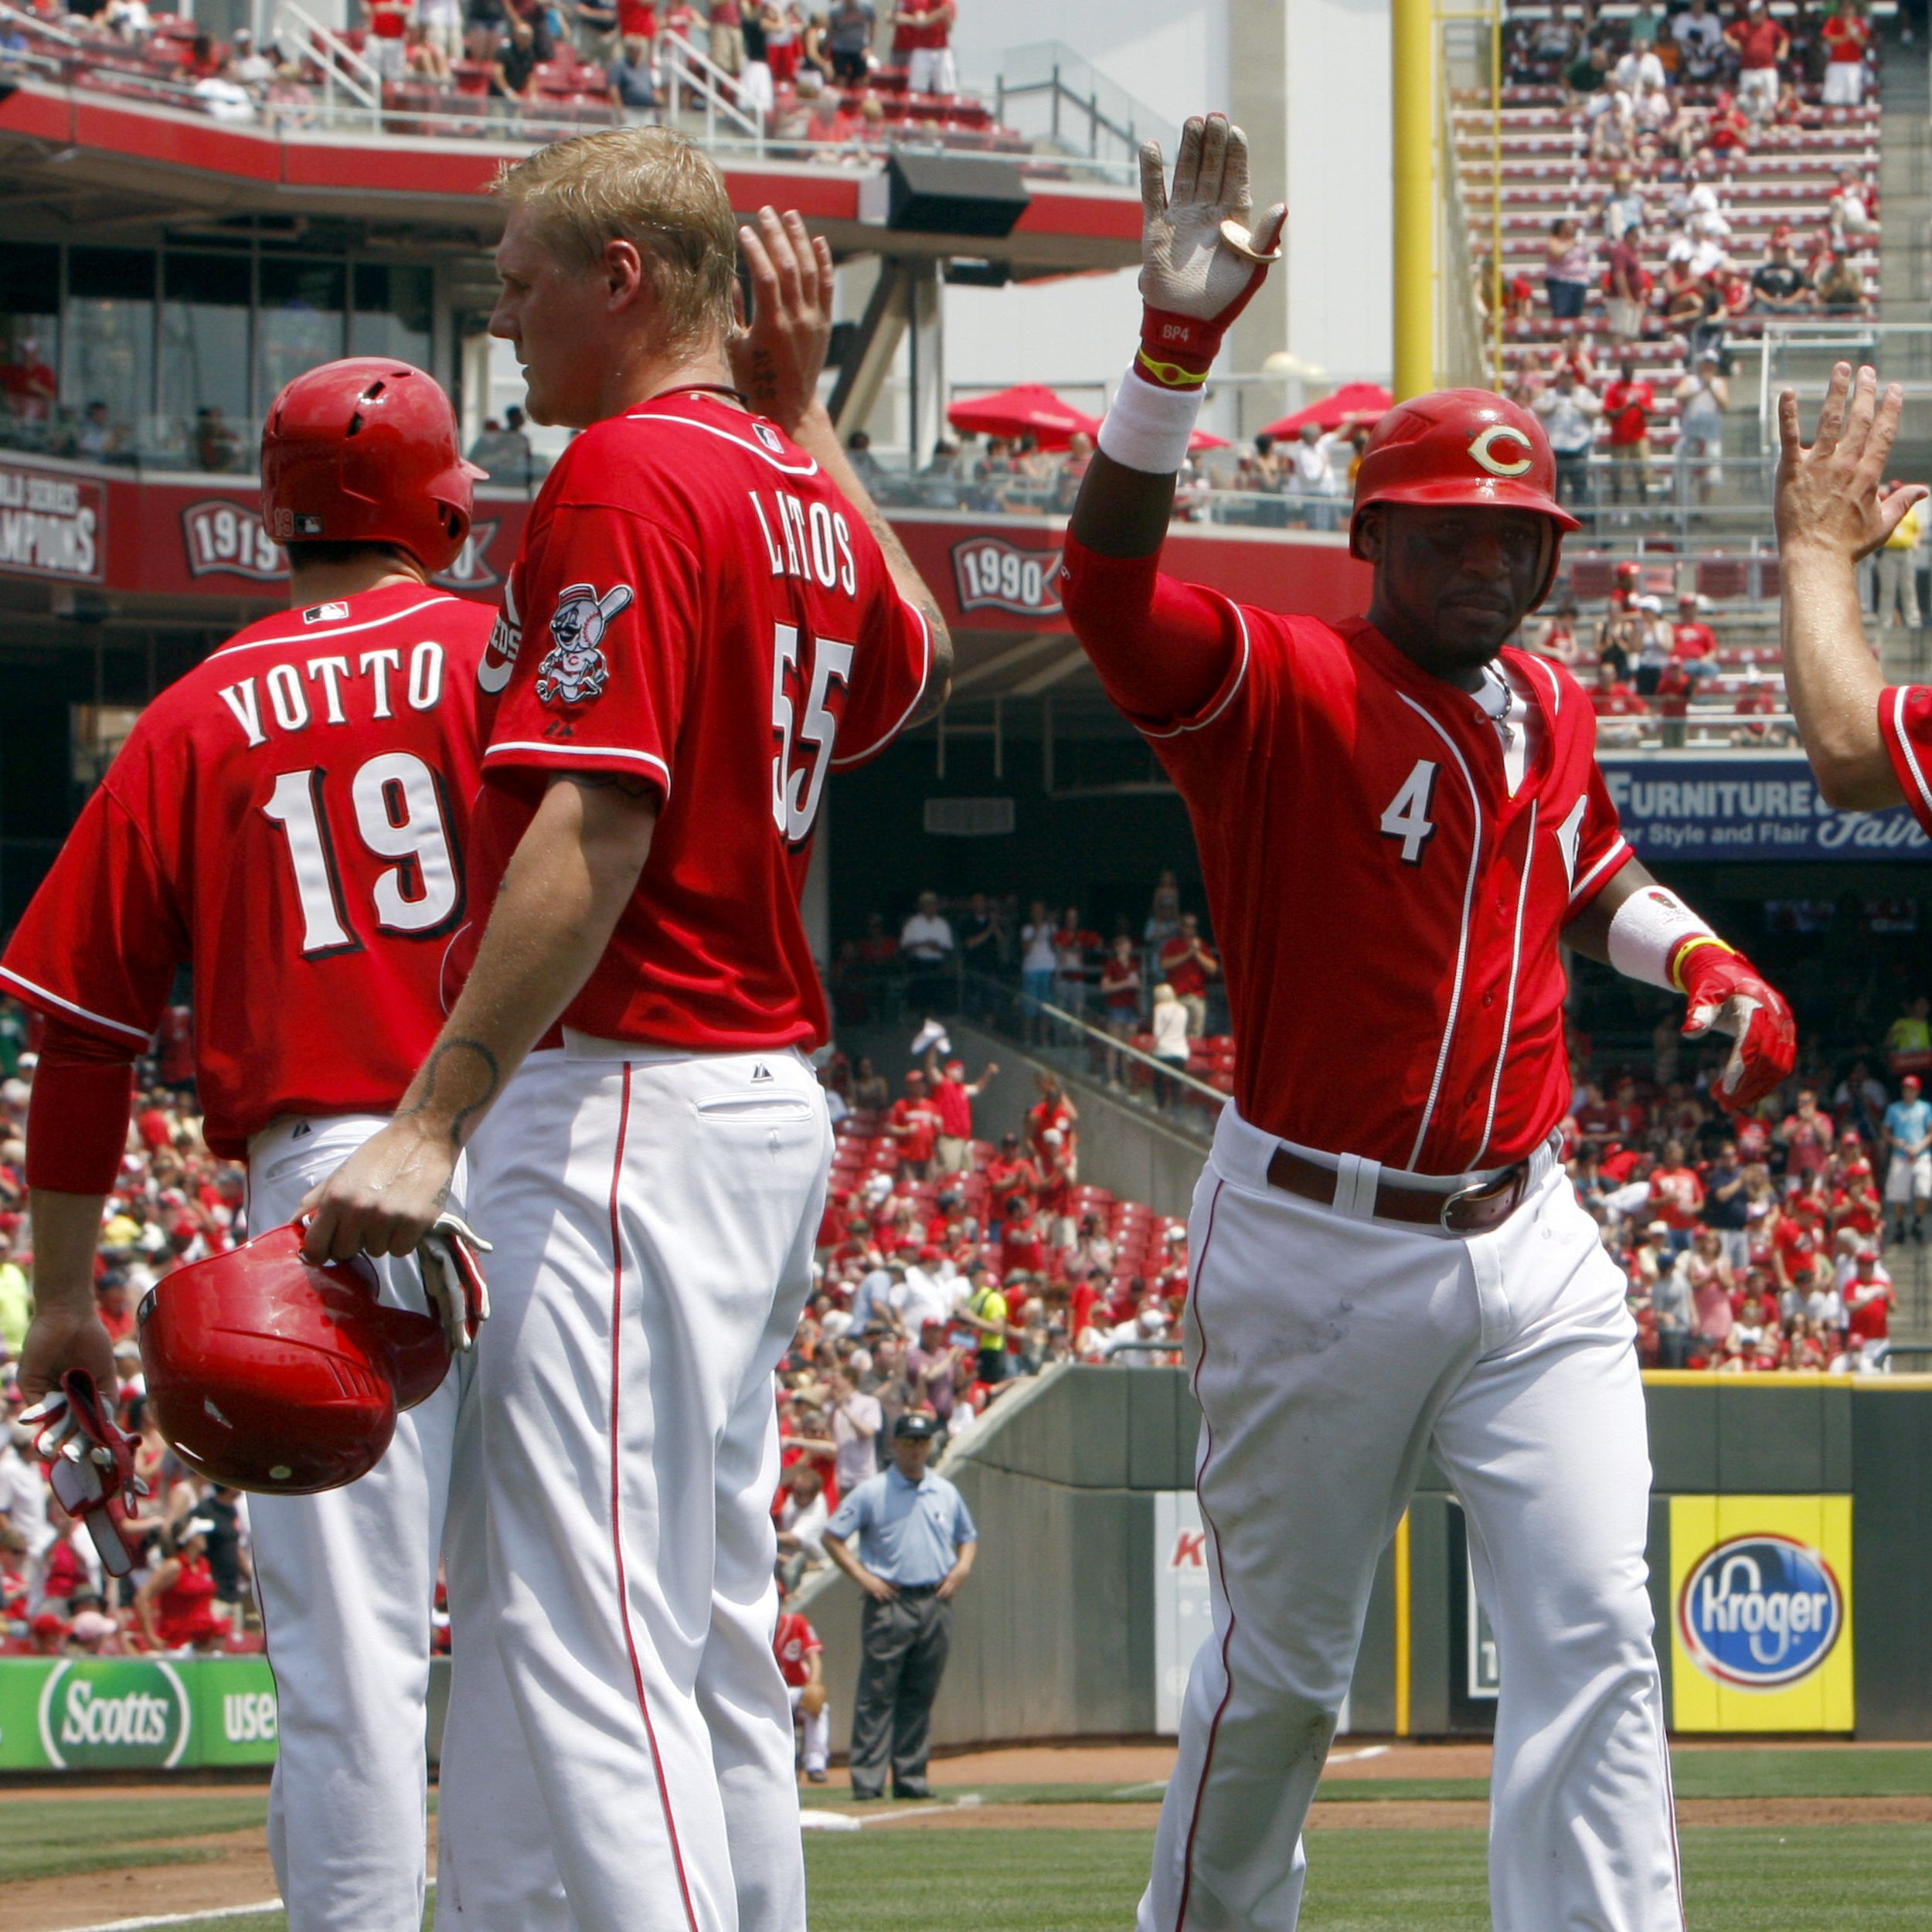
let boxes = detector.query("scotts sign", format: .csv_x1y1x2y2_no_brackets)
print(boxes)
36,1658,192,1770
951,536,1063,618
1676,1534,1844,1689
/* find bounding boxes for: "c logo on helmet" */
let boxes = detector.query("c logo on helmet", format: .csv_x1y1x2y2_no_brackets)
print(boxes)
1468,425,1534,478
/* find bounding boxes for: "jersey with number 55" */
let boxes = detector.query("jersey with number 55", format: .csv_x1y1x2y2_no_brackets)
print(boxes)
464,392,932,1054
0,581,491,1157
1069,560,1632,1174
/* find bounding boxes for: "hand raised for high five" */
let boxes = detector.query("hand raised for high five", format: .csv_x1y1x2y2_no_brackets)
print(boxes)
731,204,835,436
1134,114,1286,392
1775,362,1927,565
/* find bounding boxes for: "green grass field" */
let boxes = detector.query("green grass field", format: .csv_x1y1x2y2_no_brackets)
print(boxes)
11,1753,1930,1932
0,1793,271,1884
55,1825,1932,1932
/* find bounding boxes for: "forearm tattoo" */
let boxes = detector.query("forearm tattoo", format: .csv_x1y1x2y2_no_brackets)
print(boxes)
399,1037,502,1149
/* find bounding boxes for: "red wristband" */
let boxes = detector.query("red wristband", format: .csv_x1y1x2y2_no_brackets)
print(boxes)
1134,307,1223,389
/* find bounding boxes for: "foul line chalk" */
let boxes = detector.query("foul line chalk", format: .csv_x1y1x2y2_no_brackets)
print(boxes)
56,1880,438,1932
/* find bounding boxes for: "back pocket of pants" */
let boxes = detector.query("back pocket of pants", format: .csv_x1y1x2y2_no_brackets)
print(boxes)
692,1094,817,1124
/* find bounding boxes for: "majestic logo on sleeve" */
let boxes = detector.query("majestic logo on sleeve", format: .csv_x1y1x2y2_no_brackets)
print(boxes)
535,582,631,706
1468,425,1535,478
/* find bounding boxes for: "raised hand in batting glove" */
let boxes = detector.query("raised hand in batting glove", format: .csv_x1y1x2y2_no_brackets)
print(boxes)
1674,938,1796,1109
1134,114,1286,393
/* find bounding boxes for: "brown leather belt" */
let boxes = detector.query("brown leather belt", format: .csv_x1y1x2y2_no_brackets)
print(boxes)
1265,1145,1534,1235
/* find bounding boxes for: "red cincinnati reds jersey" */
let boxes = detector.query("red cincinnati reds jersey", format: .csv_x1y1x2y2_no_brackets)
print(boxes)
774,1611,821,1687
469,392,930,1051
0,583,490,1156
1068,556,1633,1173
1877,685,1932,834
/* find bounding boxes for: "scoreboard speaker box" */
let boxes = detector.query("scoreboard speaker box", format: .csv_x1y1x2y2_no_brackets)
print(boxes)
886,152,1030,238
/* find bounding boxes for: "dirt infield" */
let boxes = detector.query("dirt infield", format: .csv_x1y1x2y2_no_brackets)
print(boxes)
0,1835,279,1932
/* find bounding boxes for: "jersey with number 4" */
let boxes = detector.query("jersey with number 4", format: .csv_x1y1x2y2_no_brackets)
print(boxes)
468,391,930,1052
0,583,489,1156
1073,570,1631,1173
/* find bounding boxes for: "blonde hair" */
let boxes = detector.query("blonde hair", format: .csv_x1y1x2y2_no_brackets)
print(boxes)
492,128,737,352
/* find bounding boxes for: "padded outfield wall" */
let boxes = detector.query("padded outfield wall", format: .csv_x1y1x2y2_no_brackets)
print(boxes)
799,1365,1932,1747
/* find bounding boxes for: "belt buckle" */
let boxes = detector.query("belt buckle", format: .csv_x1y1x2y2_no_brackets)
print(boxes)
1439,1165,1524,1234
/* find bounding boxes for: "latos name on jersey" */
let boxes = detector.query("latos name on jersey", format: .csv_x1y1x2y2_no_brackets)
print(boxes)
216,641,452,747
747,488,858,596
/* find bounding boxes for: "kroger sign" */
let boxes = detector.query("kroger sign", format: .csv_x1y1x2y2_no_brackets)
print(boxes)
1677,1535,1843,1689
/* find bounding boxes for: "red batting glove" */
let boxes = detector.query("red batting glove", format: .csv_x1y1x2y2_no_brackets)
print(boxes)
1673,937,1796,1108
1134,114,1286,393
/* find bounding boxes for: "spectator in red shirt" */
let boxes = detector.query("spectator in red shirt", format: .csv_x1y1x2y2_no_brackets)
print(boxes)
1590,659,1646,741
984,1132,1039,1221
1157,913,1219,1039
1098,935,1144,1083
1648,1140,1705,1253
886,1070,942,1181
1820,0,1869,108
1025,1070,1077,1165
999,1203,1046,1277
923,1049,996,1175
1600,355,1655,505
1052,909,1100,1026
1777,1088,1832,1185
1670,592,1718,673
1654,658,1696,748
1036,1128,1076,1247
1727,0,1789,113
1706,88,1751,151
95,1276,136,1346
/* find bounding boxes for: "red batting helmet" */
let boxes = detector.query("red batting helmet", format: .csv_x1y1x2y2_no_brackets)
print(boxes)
260,358,485,576
138,1224,451,1495
1349,389,1580,604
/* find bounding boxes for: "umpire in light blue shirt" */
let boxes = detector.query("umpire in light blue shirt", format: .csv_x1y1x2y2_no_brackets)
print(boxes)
822,1411,978,1800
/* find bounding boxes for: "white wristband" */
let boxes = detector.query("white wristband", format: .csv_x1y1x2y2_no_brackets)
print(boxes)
1606,884,1716,992
1097,367,1206,476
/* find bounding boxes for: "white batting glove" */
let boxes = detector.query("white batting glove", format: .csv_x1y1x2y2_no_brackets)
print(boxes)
1134,114,1286,393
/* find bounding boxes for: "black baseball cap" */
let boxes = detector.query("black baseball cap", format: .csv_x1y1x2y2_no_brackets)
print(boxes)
894,1412,938,1440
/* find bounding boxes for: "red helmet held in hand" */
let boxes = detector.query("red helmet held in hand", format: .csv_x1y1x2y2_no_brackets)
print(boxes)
138,1223,451,1495
260,358,485,576
1349,389,1580,605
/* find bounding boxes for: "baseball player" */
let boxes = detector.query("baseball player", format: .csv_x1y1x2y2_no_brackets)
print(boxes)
773,1590,830,1781
302,132,951,1932
1061,117,1797,1932
0,362,563,1932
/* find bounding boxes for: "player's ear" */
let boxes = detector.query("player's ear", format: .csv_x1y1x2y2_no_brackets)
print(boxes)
1354,504,1386,563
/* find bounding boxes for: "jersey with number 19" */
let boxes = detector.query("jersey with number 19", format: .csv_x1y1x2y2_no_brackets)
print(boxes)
0,583,489,1156
468,391,931,1052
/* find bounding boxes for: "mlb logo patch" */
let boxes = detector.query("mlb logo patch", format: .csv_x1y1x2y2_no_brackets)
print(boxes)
302,601,351,624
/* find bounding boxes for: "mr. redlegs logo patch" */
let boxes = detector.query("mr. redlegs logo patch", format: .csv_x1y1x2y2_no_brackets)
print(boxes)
951,536,1063,618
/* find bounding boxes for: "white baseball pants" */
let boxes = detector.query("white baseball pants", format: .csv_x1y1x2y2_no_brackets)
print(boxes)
787,1685,830,1774
247,1116,566,1932
463,1043,832,1932
1140,1104,1682,1932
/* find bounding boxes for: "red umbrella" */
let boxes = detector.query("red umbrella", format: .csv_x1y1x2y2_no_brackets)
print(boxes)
1258,382,1393,440
947,383,1101,451
1189,427,1231,452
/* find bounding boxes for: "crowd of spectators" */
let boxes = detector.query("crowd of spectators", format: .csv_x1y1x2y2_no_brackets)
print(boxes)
0,1028,270,1658
4,928,1929,1652
2,0,993,148
1516,555,1791,744
1474,0,1883,518
832,872,1231,1077
1561,1041,1924,1372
